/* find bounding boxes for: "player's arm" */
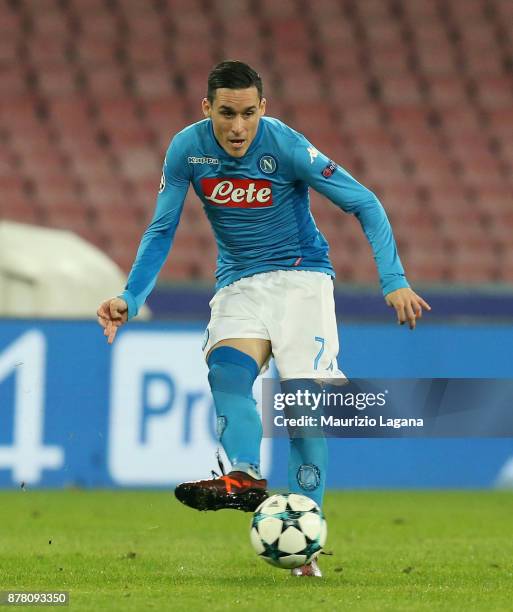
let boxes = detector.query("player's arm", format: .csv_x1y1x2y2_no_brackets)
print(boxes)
292,136,430,329
97,135,190,343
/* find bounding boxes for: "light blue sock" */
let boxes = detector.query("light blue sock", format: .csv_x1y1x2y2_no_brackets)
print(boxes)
208,347,262,478
282,379,328,508
288,437,327,508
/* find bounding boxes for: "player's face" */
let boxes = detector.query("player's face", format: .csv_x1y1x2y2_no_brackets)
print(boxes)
202,87,266,158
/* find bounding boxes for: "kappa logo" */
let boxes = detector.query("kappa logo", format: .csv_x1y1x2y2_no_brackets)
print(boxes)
158,171,165,193
307,146,319,164
188,156,219,164
259,154,277,174
201,178,272,208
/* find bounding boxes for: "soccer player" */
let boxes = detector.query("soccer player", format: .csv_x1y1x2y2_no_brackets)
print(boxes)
97,61,430,577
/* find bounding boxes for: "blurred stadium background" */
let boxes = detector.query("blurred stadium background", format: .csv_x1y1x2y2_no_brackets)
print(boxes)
1,0,512,284
0,0,513,491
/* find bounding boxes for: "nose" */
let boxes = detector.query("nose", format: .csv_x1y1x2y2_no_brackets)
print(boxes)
232,114,244,134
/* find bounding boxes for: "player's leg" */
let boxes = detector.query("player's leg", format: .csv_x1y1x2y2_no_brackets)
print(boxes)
175,278,273,512
268,271,342,509
266,271,343,577
289,438,326,508
283,387,328,577
175,338,271,511
282,381,328,508
207,338,271,480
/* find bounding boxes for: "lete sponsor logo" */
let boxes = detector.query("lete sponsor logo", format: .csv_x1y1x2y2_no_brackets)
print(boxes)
201,178,273,208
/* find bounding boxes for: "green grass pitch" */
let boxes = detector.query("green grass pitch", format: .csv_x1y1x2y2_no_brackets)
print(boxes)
0,490,512,611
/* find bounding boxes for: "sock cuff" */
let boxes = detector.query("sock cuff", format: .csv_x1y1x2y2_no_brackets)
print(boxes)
207,346,259,380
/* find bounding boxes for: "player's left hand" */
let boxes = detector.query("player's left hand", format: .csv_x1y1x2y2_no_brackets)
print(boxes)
385,288,431,330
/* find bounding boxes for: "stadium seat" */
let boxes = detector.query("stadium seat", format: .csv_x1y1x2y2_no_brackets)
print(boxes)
457,153,504,185
95,100,140,128
475,184,513,216
370,48,411,75
342,105,383,130
0,176,30,202
475,77,513,110
385,108,430,135
378,183,423,211
19,148,66,181
37,65,81,97
364,22,402,48
464,50,504,76
329,76,370,108
448,0,485,22
31,11,70,38
43,205,94,237
402,247,451,283
495,0,513,20
85,66,128,99
458,22,498,49
73,36,115,66
280,73,325,103
258,0,298,18
67,0,107,13
427,76,469,108
416,46,457,75
358,0,393,21
487,109,513,139
66,147,115,182
321,46,361,74
402,1,440,21
1,200,41,225
380,76,424,106
270,19,310,46
78,13,118,41
448,247,498,283
497,246,513,282
115,148,160,181
308,0,343,18
34,175,81,208
131,69,176,100
0,66,30,97
215,0,254,18
83,178,131,210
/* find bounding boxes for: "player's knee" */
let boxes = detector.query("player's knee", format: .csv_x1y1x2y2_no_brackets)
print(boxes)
207,346,259,397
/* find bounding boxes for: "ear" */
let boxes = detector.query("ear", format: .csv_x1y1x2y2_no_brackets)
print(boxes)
260,97,267,116
202,98,211,118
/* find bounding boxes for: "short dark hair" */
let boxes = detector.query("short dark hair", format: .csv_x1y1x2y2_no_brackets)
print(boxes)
207,60,263,103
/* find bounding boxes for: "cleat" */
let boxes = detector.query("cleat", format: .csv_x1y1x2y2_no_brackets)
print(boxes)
174,471,268,512
291,558,322,578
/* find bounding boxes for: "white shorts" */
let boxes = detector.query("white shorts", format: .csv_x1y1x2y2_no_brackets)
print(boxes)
202,270,345,380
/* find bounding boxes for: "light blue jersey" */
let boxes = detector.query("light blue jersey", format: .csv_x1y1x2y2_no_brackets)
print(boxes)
121,117,409,318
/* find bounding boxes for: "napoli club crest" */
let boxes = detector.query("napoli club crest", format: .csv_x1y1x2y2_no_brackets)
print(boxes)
259,155,277,174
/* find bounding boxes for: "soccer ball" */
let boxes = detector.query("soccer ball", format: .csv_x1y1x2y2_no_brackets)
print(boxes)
250,493,327,569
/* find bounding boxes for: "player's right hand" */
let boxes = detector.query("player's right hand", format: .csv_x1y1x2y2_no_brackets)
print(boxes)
97,297,128,344
385,287,431,330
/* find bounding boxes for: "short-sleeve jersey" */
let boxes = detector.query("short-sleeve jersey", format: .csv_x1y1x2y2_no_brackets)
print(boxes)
121,117,408,318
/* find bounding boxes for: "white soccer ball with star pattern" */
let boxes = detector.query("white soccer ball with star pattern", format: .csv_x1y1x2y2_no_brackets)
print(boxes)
250,493,327,569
